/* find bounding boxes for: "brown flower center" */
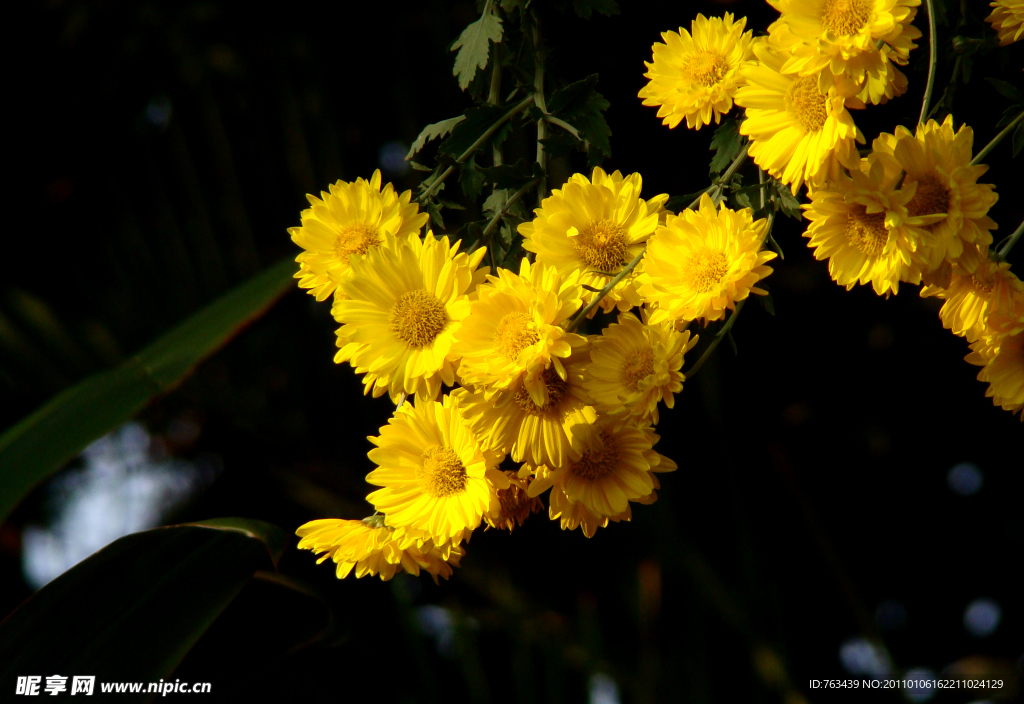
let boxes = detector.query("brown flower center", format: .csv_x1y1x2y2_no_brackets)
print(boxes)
570,430,619,481
845,205,889,257
420,445,467,498
683,51,729,87
335,222,381,264
389,289,449,348
682,247,730,293
512,367,569,415
786,76,829,133
622,347,655,392
573,219,630,271
495,311,539,362
906,173,951,231
821,0,872,36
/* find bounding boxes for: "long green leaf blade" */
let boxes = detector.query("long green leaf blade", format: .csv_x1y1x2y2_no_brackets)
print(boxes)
0,258,295,522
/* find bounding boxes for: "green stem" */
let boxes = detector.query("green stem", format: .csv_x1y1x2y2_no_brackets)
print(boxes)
689,144,749,209
543,114,580,139
971,110,1024,166
481,177,542,272
919,0,938,126
682,300,746,380
566,251,644,332
532,17,548,210
998,218,1024,259
488,45,504,168
419,95,536,201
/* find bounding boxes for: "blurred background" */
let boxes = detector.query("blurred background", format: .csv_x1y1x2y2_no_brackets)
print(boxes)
2,0,1022,701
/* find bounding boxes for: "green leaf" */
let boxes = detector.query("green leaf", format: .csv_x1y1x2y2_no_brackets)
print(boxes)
547,74,611,167
480,159,534,189
0,259,294,523
570,0,620,19
775,181,803,220
709,119,743,175
459,156,486,201
483,188,510,218
539,133,581,159
437,105,507,159
0,519,286,691
406,116,466,160
759,293,776,317
1014,122,1023,158
986,78,1024,106
451,5,503,91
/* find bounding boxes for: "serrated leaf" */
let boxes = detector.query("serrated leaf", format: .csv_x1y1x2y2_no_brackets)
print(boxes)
438,105,507,159
539,133,581,159
406,116,466,160
451,7,503,91
483,188,510,218
547,74,611,167
459,156,486,201
1014,122,1024,158
424,200,445,230
775,181,803,219
408,160,433,172
571,0,620,19
986,78,1024,106
734,191,752,210
709,119,743,175
480,159,534,189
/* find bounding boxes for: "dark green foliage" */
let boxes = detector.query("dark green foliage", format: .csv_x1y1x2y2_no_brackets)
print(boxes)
709,119,744,175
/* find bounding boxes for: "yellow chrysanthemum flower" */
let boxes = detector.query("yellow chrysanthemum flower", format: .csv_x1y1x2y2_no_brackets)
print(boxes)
735,42,864,191
766,0,920,105
922,256,1024,342
638,13,757,130
583,311,697,424
456,350,597,468
452,259,587,405
332,233,488,403
482,471,545,531
802,155,925,295
295,516,462,583
545,482,631,538
518,168,667,315
527,419,676,534
966,331,1024,419
639,194,776,325
366,394,509,544
871,116,998,282
290,170,428,301
987,0,1024,45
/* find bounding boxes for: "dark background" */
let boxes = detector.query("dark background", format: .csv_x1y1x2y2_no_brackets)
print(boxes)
2,0,1022,702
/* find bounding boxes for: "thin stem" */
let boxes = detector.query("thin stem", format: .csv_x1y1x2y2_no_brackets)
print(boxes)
689,144,749,209
488,45,503,168
566,250,645,332
919,0,938,126
543,114,580,139
998,217,1024,259
532,17,548,209
481,177,542,272
683,300,746,380
419,95,536,201
971,110,1024,166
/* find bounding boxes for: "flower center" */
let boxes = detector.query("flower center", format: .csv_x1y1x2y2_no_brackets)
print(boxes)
845,205,888,257
512,367,569,415
495,311,539,362
420,445,467,498
573,219,630,271
682,247,730,293
487,472,543,530
906,173,951,230
622,347,655,392
570,430,619,481
821,0,872,36
969,271,995,295
683,50,729,87
786,76,828,133
389,289,449,348
335,222,381,264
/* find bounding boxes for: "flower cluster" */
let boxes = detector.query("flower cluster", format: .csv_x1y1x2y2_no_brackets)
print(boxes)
290,166,776,580
639,4,1022,418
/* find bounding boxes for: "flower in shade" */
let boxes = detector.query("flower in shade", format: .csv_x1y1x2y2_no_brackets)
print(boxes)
921,255,1024,342
453,259,587,405
482,471,545,531
290,170,427,301
526,418,676,534
966,331,1024,419
638,13,757,130
365,394,508,545
987,0,1024,45
735,42,864,191
518,168,667,315
456,350,597,468
801,154,925,295
295,516,462,583
332,233,488,404
871,116,998,283
639,193,776,325
765,0,920,105
583,311,697,423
